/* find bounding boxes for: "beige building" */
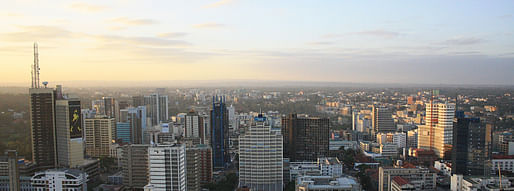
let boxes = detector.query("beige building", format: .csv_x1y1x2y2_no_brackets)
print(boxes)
85,116,115,158
418,102,455,158
379,166,437,191
55,99,84,168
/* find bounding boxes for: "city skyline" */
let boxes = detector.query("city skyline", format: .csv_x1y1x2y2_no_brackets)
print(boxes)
1,1,513,85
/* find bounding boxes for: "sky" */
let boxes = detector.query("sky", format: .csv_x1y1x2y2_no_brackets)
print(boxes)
1,0,514,86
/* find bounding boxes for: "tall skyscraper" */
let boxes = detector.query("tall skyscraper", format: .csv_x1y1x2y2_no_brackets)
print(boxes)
129,106,147,144
452,111,491,176
239,114,283,191
418,102,455,158
371,105,395,138
84,116,115,158
210,96,229,169
121,144,149,190
147,144,187,191
55,99,84,168
29,87,57,170
138,94,169,126
282,114,329,162
103,97,119,121
185,110,207,145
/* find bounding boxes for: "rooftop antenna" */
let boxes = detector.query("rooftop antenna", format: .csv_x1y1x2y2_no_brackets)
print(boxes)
31,43,40,88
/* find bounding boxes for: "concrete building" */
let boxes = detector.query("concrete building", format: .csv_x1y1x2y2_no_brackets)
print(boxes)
239,115,283,191
147,144,187,191
185,110,207,145
55,99,84,168
379,166,437,191
29,87,58,170
289,161,321,181
133,94,168,127
296,175,360,191
282,114,329,162
391,176,415,191
380,143,399,158
318,157,343,178
377,132,407,149
372,106,396,138
186,144,212,188
418,102,455,159
451,174,513,191
407,129,418,149
121,144,149,189
31,169,88,191
352,110,371,133
491,155,514,174
84,116,115,158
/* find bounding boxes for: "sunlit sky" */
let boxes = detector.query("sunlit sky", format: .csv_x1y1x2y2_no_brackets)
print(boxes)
1,0,514,85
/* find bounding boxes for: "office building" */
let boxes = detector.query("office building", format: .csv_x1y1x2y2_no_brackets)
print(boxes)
418,102,455,158
116,122,131,143
390,176,415,191
352,110,371,133
0,151,20,191
282,113,329,162
239,115,283,191
147,144,187,191
84,116,115,158
318,157,343,177
211,96,230,169
185,110,207,144
31,169,88,191
102,97,118,121
407,129,418,149
491,155,514,174
377,132,407,149
452,111,491,176
451,174,513,191
379,166,437,191
55,99,84,168
133,94,168,127
29,87,57,170
121,144,149,189
296,175,360,191
372,106,395,138
186,144,212,187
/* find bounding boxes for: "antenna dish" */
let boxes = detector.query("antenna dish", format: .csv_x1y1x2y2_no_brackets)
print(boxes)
42,81,48,88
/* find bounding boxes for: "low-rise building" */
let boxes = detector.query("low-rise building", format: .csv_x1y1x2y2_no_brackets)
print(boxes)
451,174,514,191
31,169,88,191
491,155,514,174
296,175,360,191
379,165,437,191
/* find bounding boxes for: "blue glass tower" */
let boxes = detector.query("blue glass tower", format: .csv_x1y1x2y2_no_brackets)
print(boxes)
211,96,229,170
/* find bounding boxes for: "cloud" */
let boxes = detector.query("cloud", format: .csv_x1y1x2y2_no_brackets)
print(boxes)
158,32,188,38
352,30,401,38
109,17,157,26
0,25,75,41
95,35,191,47
323,30,401,39
441,37,484,46
69,2,107,12
193,23,225,29
307,41,334,46
203,0,234,8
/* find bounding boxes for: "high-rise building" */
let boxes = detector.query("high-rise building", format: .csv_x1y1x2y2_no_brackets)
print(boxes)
239,114,283,191
29,87,57,170
121,144,149,189
210,96,229,169
452,111,491,176
55,99,84,168
418,102,455,158
6,150,20,191
185,110,207,144
185,144,212,191
352,110,371,133
128,106,147,144
372,105,395,138
116,122,131,143
84,116,115,158
136,94,169,127
282,114,329,162
31,169,88,191
147,144,187,191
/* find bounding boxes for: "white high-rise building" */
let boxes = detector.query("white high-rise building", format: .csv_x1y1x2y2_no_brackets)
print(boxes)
418,102,455,158
31,169,88,191
147,144,187,191
239,114,283,191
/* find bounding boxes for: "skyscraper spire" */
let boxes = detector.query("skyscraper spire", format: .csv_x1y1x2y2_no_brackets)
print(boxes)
32,42,40,88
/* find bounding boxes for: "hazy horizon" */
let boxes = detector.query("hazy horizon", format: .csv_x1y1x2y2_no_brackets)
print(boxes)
1,0,514,85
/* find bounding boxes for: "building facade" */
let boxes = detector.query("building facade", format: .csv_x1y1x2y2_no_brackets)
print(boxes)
282,114,329,162
147,144,187,191
210,96,229,169
31,169,88,191
121,144,149,189
239,115,283,191
418,102,455,159
84,116,115,158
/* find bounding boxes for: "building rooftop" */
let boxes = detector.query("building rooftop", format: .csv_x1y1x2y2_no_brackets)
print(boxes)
392,176,410,186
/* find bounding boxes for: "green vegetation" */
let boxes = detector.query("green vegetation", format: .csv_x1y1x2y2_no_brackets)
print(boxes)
0,94,31,158
202,173,238,191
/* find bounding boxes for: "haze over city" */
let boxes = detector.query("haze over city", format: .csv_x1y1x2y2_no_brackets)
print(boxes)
1,0,514,86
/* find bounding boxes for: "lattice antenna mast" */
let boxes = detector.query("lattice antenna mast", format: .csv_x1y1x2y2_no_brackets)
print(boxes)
32,42,40,88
